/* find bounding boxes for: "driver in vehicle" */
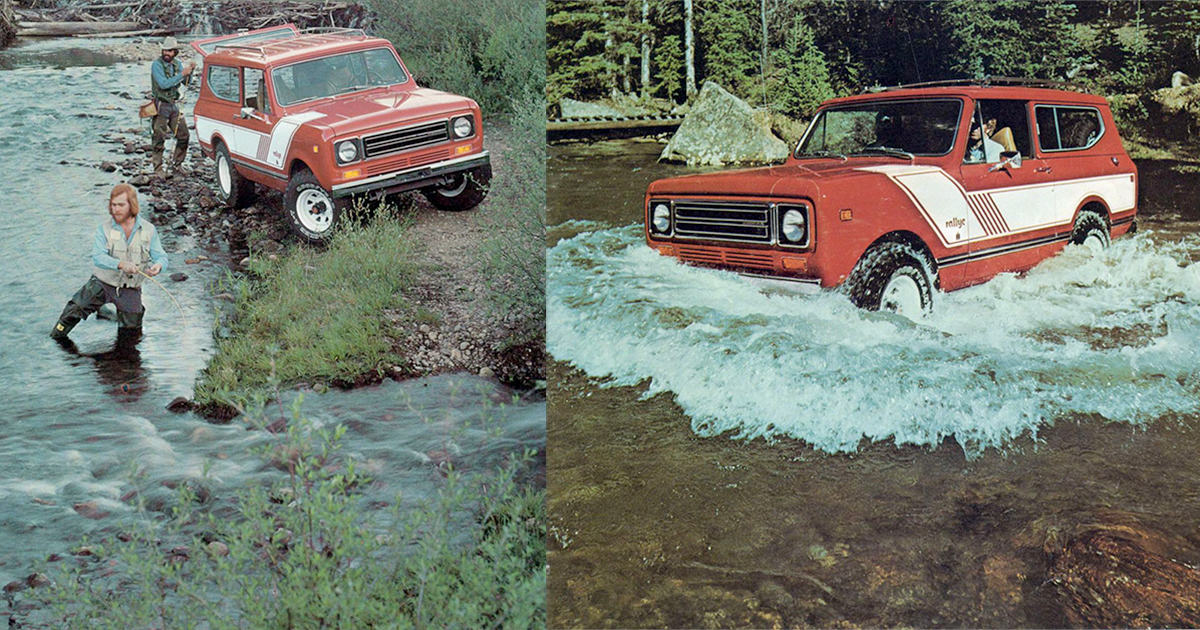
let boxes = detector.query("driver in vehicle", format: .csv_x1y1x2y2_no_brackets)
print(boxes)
966,116,1003,164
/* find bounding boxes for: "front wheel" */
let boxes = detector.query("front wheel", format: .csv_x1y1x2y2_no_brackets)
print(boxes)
844,241,936,317
421,164,491,212
284,169,343,245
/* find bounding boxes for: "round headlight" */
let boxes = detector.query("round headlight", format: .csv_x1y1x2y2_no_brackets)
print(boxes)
453,116,474,138
652,203,671,233
781,209,806,243
336,140,358,163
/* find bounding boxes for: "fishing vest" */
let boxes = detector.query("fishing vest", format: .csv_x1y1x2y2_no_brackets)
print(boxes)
92,221,154,289
151,58,183,104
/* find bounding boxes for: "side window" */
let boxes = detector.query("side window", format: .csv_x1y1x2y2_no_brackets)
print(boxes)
964,99,1031,164
244,67,270,115
207,66,239,102
1037,106,1102,152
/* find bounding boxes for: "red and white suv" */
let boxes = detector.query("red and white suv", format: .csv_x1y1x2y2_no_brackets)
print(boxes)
645,79,1138,315
192,25,490,243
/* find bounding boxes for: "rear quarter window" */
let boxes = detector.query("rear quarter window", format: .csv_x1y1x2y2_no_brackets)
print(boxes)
207,66,240,102
1036,105,1103,152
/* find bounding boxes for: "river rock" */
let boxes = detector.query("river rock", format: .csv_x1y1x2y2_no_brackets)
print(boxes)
72,501,109,520
26,573,50,589
207,541,230,557
170,272,188,282
479,366,495,379
559,97,625,118
661,81,789,166
99,161,117,172
1046,510,1200,627
166,396,193,413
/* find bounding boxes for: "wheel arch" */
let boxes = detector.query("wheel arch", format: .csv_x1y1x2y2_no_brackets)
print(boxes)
864,230,938,276
1074,197,1111,228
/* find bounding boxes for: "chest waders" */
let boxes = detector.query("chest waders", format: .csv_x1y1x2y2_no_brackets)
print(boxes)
51,224,153,339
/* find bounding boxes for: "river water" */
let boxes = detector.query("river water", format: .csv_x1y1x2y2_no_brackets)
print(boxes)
0,38,545,605
547,139,1200,627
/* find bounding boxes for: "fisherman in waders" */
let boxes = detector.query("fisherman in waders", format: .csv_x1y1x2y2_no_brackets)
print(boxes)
51,184,168,340
151,36,195,178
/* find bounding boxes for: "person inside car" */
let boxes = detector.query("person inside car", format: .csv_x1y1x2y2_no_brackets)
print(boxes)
966,116,1003,164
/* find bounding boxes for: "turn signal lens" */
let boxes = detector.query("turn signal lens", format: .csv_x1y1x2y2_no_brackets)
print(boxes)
342,169,361,180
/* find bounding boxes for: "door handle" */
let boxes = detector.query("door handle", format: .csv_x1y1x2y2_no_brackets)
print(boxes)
1035,166,1053,174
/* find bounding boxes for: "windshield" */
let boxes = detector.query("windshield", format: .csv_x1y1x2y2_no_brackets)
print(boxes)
271,48,409,106
796,99,962,158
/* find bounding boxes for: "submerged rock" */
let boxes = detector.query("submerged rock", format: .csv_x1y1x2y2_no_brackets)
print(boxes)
1046,510,1200,627
661,81,789,166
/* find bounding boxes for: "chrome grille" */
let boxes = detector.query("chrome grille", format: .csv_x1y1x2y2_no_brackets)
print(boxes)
673,200,772,243
362,121,449,159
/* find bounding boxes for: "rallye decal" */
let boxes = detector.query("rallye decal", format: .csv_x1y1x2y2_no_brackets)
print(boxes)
856,165,1135,248
196,111,326,171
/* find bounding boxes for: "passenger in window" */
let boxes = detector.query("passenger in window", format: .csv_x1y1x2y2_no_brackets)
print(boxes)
966,117,1003,164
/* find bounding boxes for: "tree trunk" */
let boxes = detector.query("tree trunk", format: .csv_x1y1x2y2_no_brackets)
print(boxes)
640,0,650,99
17,21,143,36
760,0,768,108
684,0,695,100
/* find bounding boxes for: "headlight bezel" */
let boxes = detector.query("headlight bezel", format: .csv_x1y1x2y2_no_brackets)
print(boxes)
776,203,811,248
335,138,361,165
451,115,475,139
649,200,672,235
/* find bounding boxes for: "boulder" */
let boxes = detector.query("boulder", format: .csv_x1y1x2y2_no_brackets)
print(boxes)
1172,71,1194,88
559,98,625,119
1046,510,1200,627
660,81,789,166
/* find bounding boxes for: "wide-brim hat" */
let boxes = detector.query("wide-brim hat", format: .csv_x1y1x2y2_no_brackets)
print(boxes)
161,36,179,51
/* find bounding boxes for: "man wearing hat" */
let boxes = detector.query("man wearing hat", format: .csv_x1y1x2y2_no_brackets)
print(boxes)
150,37,195,178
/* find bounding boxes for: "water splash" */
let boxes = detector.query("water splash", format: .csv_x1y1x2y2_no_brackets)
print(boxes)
548,225,1200,455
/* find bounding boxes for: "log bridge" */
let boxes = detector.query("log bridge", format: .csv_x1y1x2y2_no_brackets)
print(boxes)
547,114,684,141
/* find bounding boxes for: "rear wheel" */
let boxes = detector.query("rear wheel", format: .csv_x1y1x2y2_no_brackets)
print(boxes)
845,241,935,317
214,143,255,209
1071,210,1110,252
422,164,491,212
284,168,343,245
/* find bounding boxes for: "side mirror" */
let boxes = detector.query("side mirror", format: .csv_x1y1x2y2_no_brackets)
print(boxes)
988,151,1022,172
239,106,255,119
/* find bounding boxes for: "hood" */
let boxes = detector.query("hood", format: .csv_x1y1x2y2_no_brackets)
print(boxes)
290,87,478,137
646,158,906,200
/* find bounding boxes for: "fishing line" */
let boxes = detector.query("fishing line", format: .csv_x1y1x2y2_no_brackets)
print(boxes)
137,267,186,326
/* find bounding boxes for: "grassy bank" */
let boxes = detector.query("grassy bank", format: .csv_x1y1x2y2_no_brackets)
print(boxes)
195,213,421,409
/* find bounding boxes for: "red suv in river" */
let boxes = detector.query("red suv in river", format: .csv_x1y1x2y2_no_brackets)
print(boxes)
191,25,490,243
645,79,1138,315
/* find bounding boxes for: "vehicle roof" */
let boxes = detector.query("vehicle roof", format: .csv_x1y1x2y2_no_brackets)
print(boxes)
205,32,393,67
823,84,1110,108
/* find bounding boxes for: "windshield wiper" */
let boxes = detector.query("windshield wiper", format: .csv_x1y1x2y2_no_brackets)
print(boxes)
795,150,847,161
854,146,915,160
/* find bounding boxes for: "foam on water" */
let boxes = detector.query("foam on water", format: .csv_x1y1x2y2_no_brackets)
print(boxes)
548,225,1200,454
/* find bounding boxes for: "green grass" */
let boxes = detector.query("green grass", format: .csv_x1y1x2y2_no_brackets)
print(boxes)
196,213,419,407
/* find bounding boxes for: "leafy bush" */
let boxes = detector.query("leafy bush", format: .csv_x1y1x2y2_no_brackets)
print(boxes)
477,94,546,344
39,398,545,629
369,0,545,116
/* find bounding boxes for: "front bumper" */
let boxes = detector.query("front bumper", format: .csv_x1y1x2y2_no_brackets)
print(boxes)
331,151,491,199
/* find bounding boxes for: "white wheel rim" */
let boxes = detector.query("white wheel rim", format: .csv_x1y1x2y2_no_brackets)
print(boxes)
1083,232,1105,252
881,274,923,316
217,155,232,195
438,174,468,197
296,189,334,232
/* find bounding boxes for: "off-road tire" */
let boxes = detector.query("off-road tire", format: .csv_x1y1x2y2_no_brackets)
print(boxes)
284,168,343,245
844,241,936,316
1071,210,1110,250
422,164,491,212
214,142,255,209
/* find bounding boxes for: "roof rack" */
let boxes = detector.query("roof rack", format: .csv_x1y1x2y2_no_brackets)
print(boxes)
213,27,368,55
866,77,1089,93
